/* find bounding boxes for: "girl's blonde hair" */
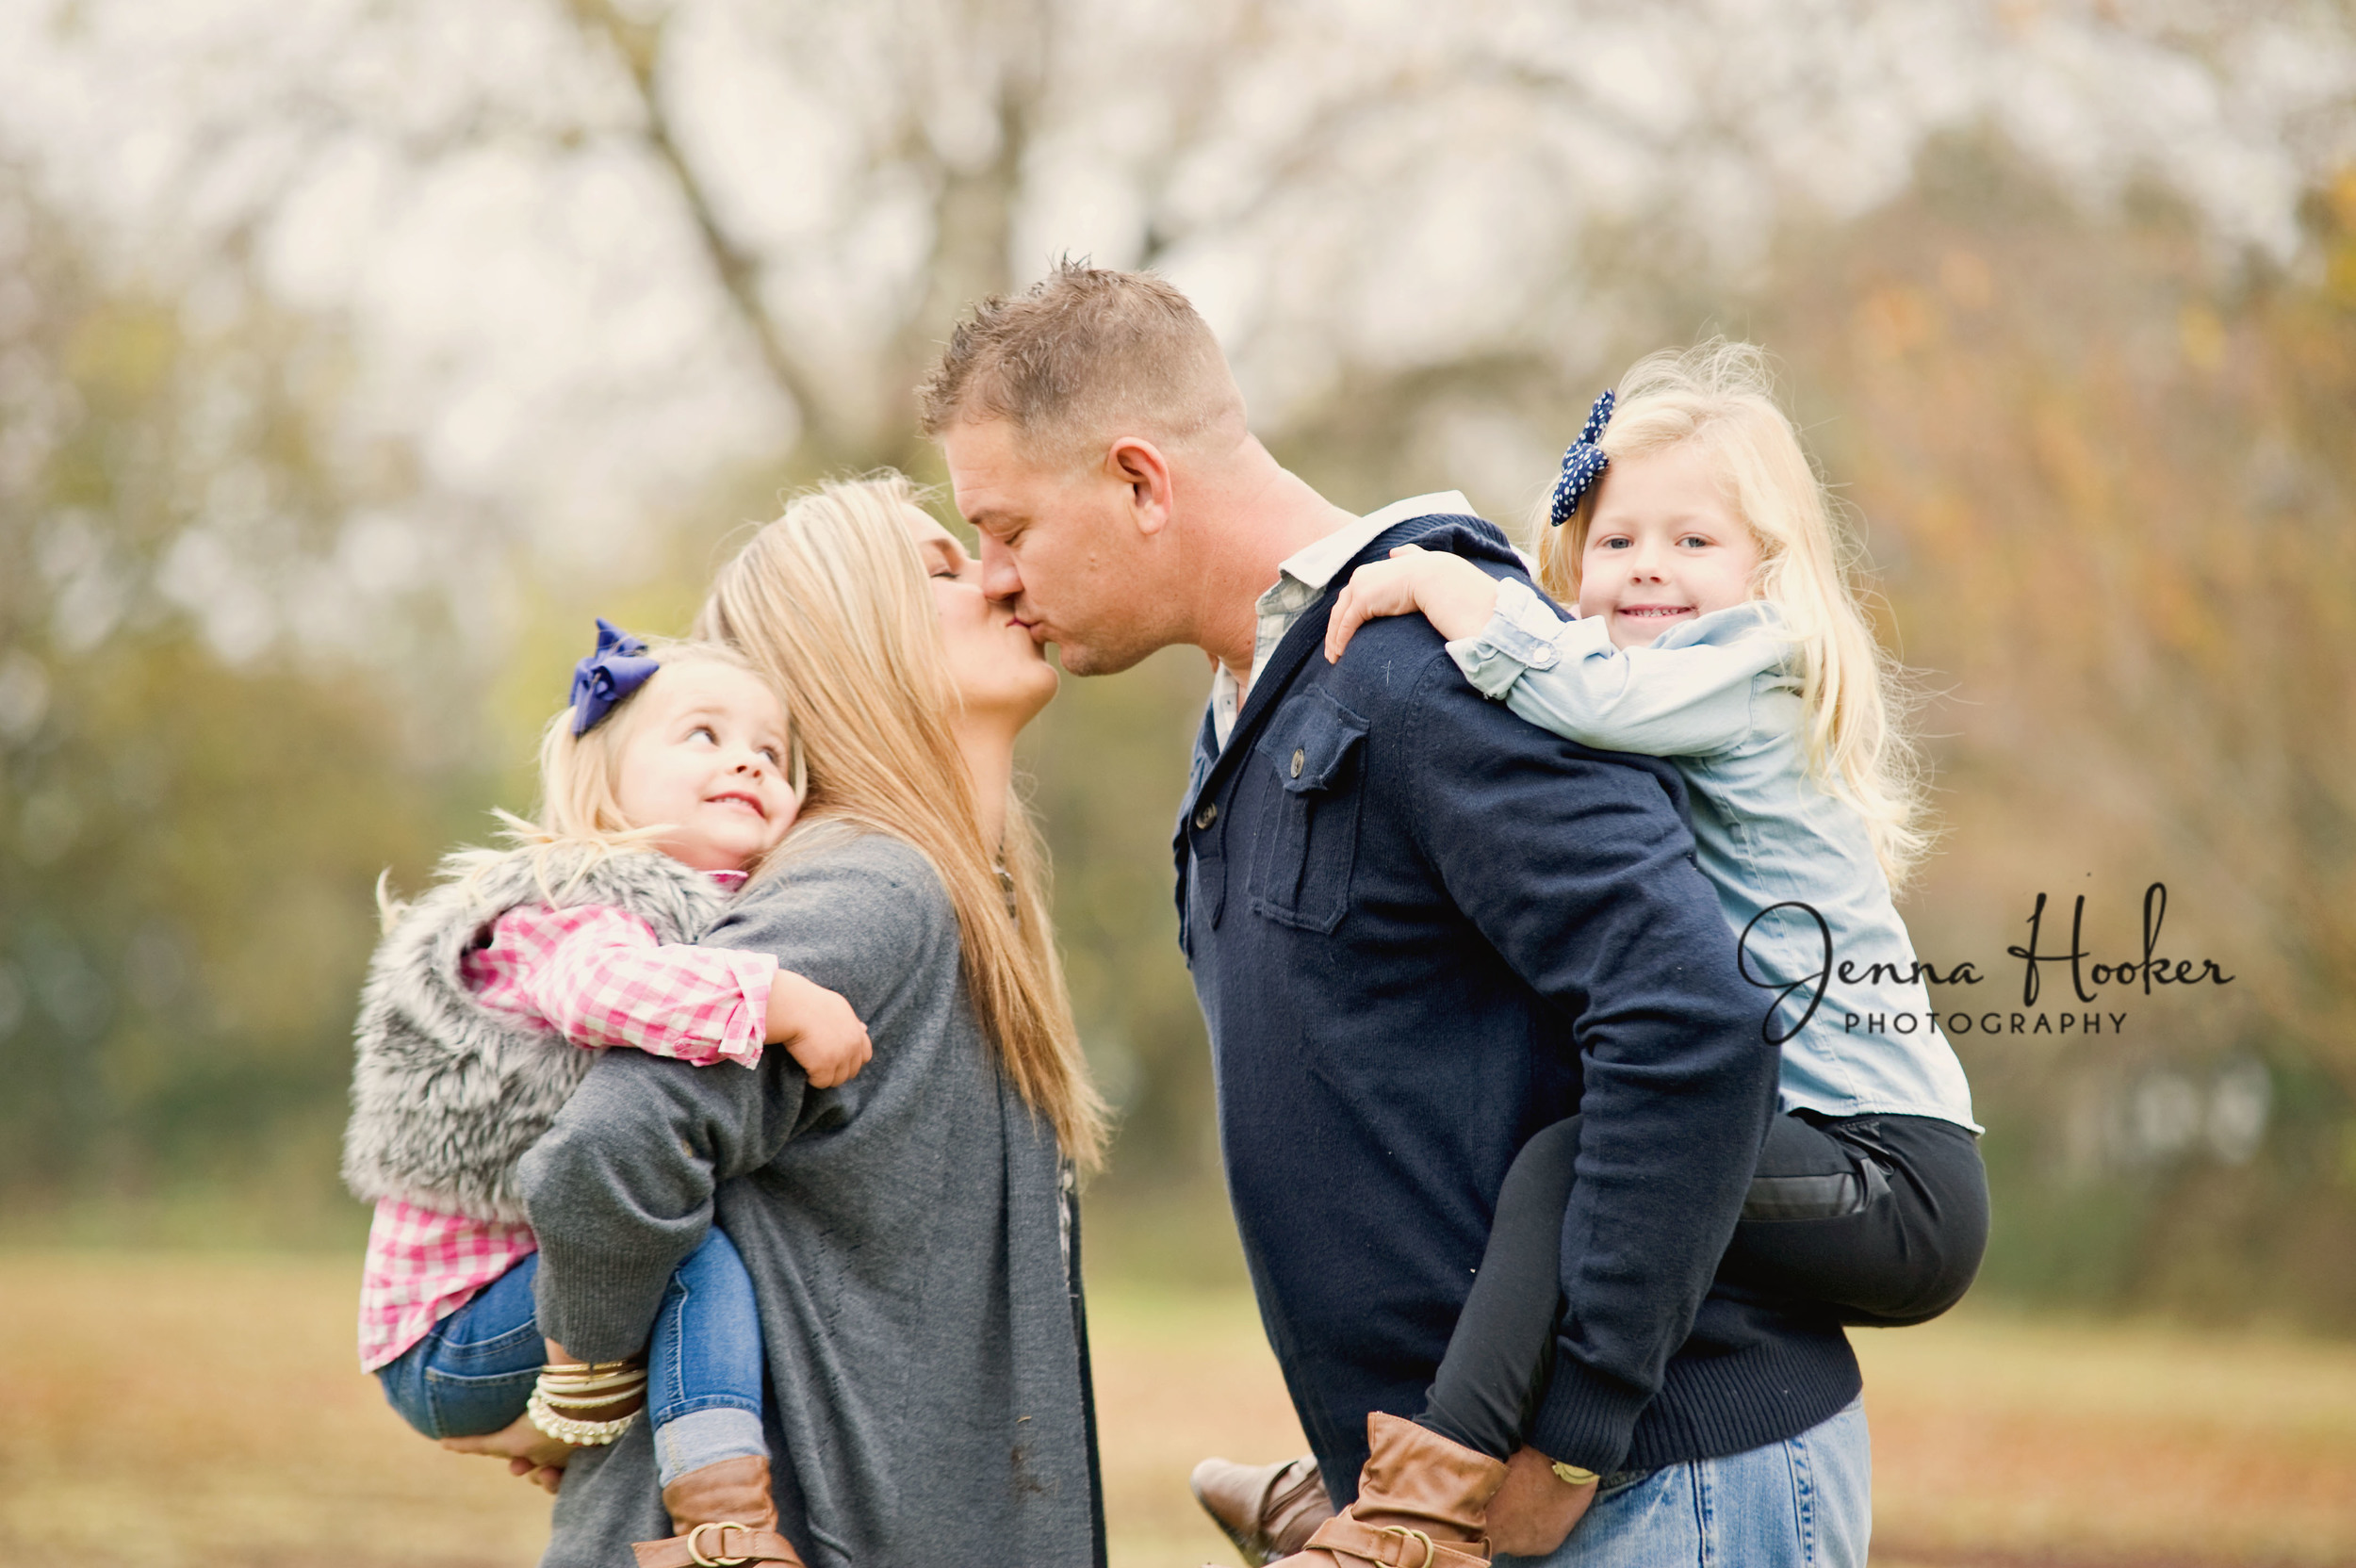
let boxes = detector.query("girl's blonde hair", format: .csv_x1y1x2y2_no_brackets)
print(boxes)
694,473,1109,1170
1536,340,1930,887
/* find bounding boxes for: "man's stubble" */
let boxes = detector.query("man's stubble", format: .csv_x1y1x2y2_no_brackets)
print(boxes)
1048,623,1174,679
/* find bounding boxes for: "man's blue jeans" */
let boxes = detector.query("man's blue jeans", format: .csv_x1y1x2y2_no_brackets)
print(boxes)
1499,1398,1870,1568
376,1227,766,1485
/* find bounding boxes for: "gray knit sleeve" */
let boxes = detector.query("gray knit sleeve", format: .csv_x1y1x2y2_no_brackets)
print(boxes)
516,829,954,1360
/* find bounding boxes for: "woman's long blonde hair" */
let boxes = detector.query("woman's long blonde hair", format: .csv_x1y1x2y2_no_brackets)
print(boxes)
695,474,1108,1170
1536,340,1930,888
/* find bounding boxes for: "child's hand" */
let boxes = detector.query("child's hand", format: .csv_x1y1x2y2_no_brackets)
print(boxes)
765,971,873,1088
1326,545,1502,663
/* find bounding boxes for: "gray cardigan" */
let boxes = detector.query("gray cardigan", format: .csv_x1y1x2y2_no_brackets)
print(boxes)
516,828,1104,1568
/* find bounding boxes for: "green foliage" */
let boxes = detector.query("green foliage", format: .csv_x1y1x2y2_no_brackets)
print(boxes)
8,130,2356,1333
1019,645,1219,1185
0,175,469,1232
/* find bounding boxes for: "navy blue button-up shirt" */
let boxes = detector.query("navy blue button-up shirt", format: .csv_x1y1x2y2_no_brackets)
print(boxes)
1175,510,1860,1489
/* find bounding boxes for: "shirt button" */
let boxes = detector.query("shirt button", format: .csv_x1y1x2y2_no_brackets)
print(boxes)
1194,802,1219,829
1533,649,1558,668
1289,748,1305,778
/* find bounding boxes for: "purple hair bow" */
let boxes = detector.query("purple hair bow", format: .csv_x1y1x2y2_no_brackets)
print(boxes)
1547,389,1616,527
569,618,660,735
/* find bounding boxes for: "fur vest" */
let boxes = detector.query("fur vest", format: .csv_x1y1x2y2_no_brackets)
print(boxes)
341,842,730,1223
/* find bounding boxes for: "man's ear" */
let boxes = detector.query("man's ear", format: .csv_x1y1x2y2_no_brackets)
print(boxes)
1105,437,1174,538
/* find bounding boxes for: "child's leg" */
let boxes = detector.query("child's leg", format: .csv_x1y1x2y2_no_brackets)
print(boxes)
1415,1115,1582,1461
646,1226,770,1489
375,1253,545,1439
1415,1107,1988,1464
1720,1111,1988,1326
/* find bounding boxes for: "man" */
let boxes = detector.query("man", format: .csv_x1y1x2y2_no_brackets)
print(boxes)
921,264,1868,1567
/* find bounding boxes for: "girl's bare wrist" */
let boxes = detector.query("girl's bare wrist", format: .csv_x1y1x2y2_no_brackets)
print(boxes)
763,971,812,1044
1425,580,1500,643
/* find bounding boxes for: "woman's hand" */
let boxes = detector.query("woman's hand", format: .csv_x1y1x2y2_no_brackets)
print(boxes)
1325,546,1502,664
1486,1445,1599,1557
440,1414,578,1496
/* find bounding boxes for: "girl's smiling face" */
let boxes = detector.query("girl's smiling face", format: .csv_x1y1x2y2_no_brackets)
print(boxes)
612,660,797,873
1577,445,1762,649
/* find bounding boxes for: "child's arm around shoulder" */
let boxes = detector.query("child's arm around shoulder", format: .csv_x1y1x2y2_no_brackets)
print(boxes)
1329,545,1785,758
1326,544,1503,661
761,970,871,1088
501,902,870,1087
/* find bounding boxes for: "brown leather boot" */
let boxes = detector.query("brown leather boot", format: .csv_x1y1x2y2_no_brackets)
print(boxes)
631,1455,806,1568
1191,1453,1334,1563
1236,1413,1507,1568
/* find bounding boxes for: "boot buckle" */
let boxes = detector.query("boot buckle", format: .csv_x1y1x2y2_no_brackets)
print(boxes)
686,1521,755,1567
1380,1527,1435,1568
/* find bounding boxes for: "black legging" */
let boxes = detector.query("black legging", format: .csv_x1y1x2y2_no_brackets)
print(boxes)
1416,1109,1988,1462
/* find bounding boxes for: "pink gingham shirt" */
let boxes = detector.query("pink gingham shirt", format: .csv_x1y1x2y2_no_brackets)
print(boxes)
357,872,773,1370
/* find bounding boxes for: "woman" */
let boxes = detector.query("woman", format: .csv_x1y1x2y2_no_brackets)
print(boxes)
474,475,1110,1567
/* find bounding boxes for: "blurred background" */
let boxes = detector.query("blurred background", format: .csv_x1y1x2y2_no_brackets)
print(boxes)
2,2,2354,1564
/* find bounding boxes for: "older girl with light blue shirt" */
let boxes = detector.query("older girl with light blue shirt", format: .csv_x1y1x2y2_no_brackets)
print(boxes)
1309,340,1987,1529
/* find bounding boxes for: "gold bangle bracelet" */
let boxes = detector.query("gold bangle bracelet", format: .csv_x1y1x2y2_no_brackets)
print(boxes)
1551,1462,1601,1487
532,1384,646,1403
535,1371,647,1395
532,1365,646,1384
535,1392,646,1413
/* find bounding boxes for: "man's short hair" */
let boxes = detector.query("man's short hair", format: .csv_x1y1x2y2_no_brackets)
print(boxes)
917,261,1243,460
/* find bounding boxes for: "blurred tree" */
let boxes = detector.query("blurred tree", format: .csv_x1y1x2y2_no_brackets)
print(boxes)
0,165,460,1236
2,0,2355,1318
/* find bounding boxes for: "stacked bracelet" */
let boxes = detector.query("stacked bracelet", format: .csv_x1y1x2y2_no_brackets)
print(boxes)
526,1358,647,1446
526,1386,639,1446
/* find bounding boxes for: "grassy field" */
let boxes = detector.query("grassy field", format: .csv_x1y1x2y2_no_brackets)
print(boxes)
2,1253,2352,1567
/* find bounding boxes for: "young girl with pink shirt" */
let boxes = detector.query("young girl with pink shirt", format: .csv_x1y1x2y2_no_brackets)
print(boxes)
343,622,868,1542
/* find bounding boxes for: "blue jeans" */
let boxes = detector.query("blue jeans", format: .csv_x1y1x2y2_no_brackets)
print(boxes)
1499,1398,1870,1568
376,1228,767,1483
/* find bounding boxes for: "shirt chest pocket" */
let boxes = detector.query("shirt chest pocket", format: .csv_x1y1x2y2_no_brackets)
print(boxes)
1245,690,1370,935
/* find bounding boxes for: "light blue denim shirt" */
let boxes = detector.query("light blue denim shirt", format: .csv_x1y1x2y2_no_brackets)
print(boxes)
1449,582,1977,1130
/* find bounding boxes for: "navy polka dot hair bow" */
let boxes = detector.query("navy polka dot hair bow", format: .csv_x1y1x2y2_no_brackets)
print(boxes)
569,618,661,735
1547,389,1616,528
